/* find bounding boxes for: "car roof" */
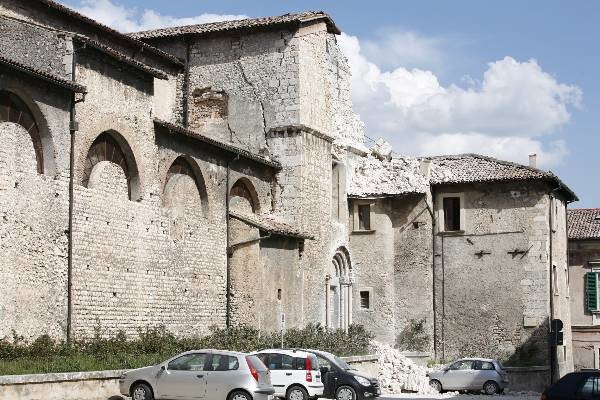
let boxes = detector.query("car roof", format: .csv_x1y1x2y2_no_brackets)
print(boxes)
300,349,335,358
254,348,312,357
456,358,496,362
178,349,248,357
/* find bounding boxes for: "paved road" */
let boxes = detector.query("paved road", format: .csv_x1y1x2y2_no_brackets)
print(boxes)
379,393,540,400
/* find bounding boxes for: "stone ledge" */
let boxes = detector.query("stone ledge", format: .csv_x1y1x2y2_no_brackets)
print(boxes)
341,354,379,363
504,365,550,372
0,370,126,385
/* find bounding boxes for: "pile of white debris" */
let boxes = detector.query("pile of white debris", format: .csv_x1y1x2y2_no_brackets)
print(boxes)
371,341,437,395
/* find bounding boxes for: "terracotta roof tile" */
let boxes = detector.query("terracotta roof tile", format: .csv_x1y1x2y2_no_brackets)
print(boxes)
230,211,313,240
74,35,168,79
0,54,86,93
153,119,281,169
130,11,340,39
568,209,600,240
34,0,183,66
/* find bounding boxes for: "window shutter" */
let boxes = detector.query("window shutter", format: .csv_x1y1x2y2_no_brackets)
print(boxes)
586,272,598,312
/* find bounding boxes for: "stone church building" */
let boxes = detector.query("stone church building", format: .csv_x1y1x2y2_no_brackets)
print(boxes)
0,0,576,379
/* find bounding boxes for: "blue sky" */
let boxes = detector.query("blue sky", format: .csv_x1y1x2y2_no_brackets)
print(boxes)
66,0,600,207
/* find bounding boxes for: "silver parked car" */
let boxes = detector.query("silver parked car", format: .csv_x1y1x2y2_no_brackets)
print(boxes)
119,349,274,400
427,358,509,394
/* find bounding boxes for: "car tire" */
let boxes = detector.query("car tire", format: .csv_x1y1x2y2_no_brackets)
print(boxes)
131,382,154,400
429,379,443,393
287,385,308,400
229,390,253,400
336,385,356,400
483,381,500,395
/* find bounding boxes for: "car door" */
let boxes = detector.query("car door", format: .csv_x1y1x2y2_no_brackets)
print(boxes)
316,355,336,398
577,374,600,400
264,353,287,397
442,360,475,390
203,353,242,400
156,352,208,399
472,361,496,389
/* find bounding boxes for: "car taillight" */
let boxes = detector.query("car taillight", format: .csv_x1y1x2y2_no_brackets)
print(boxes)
540,394,548,400
246,356,259,382
306,357,312,382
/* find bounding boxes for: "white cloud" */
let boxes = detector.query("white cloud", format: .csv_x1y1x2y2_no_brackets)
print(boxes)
64,0,247,32
338,32,582,167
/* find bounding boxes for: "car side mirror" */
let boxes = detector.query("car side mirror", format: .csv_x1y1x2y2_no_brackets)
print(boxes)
320,366,329,374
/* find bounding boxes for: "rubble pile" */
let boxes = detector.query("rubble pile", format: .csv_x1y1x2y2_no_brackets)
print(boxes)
371,341,437,394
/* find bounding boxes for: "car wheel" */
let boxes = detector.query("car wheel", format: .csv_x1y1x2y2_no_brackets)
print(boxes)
483,381,500,395
229,390,252,400
336,385,356,400
287,385,308,400
429,379,442,393
131,382,154,400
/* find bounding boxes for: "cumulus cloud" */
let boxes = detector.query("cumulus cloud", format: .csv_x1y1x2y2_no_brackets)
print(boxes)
64,0,247,32
338,33,582,167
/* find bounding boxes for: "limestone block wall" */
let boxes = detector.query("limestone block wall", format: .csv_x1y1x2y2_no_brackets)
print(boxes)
348,198,396,344
391,195,434,351
433,182,555,365
0,71,72,340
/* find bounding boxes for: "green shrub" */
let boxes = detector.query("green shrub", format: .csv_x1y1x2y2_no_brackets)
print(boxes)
0,323,373,375
395,319,430,352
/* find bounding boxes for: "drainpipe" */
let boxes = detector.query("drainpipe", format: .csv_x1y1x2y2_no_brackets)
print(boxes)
182,37,191,128
67,41,86,343
225,154,240,328
548,193,555,384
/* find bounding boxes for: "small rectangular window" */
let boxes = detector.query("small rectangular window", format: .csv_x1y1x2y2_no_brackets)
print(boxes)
586,272,600,312
360,291,370,309
277,289,282,301
443,197,461,231
358,204,371,230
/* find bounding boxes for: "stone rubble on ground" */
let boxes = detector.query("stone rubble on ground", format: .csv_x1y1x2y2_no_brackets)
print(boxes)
371,341,438,395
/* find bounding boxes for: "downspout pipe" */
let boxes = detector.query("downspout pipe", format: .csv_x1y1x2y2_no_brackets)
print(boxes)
548,194,555,384
67,41,86,343
225,154,240,328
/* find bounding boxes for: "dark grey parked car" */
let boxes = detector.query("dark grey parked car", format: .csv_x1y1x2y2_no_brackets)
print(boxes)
427,358,509,394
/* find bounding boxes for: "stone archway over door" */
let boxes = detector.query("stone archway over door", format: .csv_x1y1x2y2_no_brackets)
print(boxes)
326,247,353,331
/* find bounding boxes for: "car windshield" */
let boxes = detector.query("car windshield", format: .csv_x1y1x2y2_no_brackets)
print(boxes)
333,356,354,370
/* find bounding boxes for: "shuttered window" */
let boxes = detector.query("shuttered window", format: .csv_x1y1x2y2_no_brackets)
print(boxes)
586,272,599,312
443,197,461,231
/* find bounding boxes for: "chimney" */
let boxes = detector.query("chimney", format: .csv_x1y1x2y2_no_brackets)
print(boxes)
529,154,537,169
419,159,432,178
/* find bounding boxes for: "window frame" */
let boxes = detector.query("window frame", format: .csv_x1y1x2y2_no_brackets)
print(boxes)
358,288,373,311
352,201,375,233
437,193,465,234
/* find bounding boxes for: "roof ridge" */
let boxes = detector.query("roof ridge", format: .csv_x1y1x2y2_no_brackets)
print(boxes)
130,10,339,39
33,0,183,66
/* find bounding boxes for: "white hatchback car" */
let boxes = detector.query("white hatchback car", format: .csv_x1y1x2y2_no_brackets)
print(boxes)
253,349,324,400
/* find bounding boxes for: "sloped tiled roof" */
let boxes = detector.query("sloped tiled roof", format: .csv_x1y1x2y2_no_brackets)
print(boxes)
73,35,168,80
153,119,281,170
230,211,313,240
0,54,87,93
568,209,600,240
33,0,183,66
130,11,340,39
429,154,577,201
348,152,577,201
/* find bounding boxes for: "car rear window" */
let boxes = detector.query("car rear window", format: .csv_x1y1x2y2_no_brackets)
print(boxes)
247,355,268,371
207,354,239,371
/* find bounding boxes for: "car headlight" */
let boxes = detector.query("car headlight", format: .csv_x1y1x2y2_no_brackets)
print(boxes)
354,376,371,387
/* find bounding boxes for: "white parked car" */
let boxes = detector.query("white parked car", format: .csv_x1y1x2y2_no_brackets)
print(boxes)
252,349,324,400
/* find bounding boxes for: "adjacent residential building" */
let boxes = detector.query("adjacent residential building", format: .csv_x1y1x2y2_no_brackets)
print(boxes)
568,209,600,370
0,0,576,383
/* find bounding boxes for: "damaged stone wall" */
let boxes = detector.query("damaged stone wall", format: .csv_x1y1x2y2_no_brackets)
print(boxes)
432,182,556,366
0,71,72,339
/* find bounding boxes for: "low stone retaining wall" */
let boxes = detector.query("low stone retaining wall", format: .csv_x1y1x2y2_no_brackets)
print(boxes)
0,370,125,400
505,366,549,392
342,354,380,377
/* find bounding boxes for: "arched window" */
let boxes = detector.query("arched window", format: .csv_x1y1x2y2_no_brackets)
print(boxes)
326,247,353,331
0,90,43,173
82,132,133,198
163,156,208,215
230,178,258,213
